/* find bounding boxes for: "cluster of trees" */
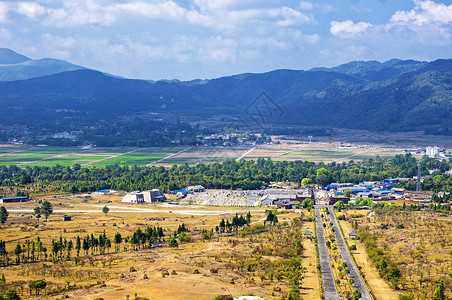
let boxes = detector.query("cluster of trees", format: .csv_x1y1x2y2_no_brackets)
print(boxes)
265,210,279,226
22,117,203,147
1,154,451,196
33,200,53,221
129,226,164,250
80,232,111,256
0,226,165,268
429,203,451,212
358,231,402,288
432,193,452,203
217,212,251,233
12,237,46,265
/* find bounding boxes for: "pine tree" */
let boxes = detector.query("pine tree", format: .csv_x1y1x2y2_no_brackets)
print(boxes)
246,211,251,225
0,206,8,224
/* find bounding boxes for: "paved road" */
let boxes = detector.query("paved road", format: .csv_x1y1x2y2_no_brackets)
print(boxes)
328,206,372,300
315,207,339,300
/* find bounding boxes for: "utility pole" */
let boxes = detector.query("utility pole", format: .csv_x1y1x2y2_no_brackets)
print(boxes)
416,160,422,192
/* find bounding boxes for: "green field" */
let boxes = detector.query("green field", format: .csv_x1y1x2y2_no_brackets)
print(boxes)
0,146,178,167
0,142,409,167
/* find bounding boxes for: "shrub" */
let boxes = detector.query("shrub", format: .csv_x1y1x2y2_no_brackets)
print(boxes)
6,290,20,300
399,293,415,300
168,237,178,247
352,290,362,300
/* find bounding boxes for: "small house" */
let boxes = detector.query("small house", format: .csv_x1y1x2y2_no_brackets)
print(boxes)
348,231,358,239
62,215,72,222
184,185,205,192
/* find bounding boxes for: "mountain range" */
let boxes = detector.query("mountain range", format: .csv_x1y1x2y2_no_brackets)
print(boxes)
0,48,451,142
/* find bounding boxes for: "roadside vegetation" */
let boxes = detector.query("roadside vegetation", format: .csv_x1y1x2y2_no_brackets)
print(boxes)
338,206,451,299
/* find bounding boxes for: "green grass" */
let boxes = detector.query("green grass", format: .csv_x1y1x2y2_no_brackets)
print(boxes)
0,146,178,167
92,155,166,167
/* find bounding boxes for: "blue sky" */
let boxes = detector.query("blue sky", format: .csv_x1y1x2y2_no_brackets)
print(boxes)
1,0,452,80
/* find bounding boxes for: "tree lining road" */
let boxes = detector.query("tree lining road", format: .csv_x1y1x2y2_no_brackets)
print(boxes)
328,206,372,300
315,207,339,300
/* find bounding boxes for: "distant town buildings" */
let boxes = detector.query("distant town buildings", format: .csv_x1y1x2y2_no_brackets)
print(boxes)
426,146,440,158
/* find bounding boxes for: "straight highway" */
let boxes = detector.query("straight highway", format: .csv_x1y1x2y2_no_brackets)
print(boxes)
315,207,339,300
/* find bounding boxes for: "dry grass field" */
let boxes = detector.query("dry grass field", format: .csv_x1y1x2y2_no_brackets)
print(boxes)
0,194,320,299
339,208,452,300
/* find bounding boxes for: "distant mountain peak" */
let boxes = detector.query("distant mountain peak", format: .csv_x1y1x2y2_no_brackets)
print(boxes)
310,59,427,82
0,48,31,65
0,49,85,82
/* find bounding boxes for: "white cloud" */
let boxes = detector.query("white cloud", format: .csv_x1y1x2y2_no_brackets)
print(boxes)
299,1,313,10
305,33,320,44
17,2,46,19
114,1,186,21
194,0,275,12
0,27,10,41
299,1,336,13
0,0,314,39
0,2,8,22
386,0,452,45
330,20,372,37
320,4,336,13
391,0,452,25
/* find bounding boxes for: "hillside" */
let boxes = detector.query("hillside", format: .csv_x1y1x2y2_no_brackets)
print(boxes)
284,59,452,133
311,59,426,81
0,49,451,144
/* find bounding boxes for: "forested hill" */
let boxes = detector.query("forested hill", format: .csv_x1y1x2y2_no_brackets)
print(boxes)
283,59,452,133
0,49,451,138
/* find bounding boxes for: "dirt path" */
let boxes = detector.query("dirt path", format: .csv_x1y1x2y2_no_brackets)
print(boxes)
17,152,73,166
83,148,145,166
340,219,401,299
7,205,259,216
147,147,191,166
236,147,256,160
301,220,322,299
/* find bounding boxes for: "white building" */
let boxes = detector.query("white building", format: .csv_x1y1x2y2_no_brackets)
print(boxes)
184,185,205,192
426,146,440,158
146,189,167,202
121,189,166,203
121,191,145,203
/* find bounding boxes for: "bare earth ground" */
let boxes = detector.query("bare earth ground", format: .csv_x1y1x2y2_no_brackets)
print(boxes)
0,194,319,299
